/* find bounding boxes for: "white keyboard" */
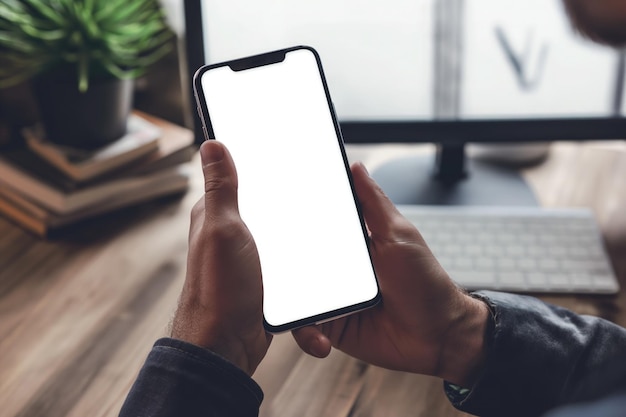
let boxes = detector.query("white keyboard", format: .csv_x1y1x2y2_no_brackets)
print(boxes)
398,205,619,294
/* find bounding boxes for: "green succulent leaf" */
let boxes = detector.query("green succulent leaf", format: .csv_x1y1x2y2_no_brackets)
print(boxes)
23,0,66,26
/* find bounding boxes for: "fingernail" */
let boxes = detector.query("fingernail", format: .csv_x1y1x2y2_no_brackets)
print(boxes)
311,336,327,358
200,141,224,164
359,162,370,176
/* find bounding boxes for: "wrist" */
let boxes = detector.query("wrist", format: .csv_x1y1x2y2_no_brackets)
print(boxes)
170,311,255,375
436,293,492,387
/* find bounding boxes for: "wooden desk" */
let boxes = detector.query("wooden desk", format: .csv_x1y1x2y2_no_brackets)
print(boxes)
1,142,625,417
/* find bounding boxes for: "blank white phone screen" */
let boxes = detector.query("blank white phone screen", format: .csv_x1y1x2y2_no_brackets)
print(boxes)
199,48,378,328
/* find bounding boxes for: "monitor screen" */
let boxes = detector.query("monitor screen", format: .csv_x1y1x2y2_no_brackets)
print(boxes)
188,0,625,120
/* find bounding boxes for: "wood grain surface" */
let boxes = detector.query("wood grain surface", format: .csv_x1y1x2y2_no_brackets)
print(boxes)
1,138,625,417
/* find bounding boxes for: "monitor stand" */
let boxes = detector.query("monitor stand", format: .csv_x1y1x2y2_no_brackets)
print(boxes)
371,143,538,206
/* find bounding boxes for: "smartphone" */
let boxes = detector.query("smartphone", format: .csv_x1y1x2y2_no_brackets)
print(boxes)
193,46,380,333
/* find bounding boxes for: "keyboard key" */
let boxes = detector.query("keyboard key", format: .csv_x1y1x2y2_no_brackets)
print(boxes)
548,246,567,257
516,258,537,271
570,273,594,289
506,245,525,256
539,259,560,272
485,245,504,256
459,272,496,287
464,244,482,256
476,257,495,269
527,246,545,256
497,257,517,270
549,273,570,289
442,244,463,255
453,257,473,269
498,272,525,286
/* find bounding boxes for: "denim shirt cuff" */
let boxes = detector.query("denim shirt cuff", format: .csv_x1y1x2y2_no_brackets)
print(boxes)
119,337,263,417
443,290,595,417
154,337,264,402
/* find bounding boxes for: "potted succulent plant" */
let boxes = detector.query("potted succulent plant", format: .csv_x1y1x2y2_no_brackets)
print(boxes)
0,0,174,148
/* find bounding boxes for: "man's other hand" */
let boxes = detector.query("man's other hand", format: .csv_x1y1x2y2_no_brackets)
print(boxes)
292,162,490,387
171,140,272,376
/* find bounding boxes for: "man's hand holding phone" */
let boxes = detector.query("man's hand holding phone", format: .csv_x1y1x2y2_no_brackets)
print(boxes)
171,140,272,376
292,163,490,388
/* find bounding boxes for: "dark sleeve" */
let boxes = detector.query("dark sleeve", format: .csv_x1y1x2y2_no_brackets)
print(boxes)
119,338,263,417
445,290,626,417
544,390,626,417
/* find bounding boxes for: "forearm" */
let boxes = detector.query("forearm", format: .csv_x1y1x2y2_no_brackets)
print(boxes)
446,291,626,417
119,338,263,417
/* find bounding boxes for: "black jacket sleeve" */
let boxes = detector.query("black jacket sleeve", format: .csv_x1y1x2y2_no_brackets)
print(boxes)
119,338,263,417
446,291,626,417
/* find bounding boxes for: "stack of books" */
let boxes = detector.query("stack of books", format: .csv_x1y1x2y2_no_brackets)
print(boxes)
0,112,195,236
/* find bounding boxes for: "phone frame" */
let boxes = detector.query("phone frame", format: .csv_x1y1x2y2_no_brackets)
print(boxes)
193,45,381,333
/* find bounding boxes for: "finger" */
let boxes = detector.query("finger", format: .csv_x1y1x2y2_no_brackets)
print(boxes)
292,326,332,358
199,140,239,216
350,162,402,237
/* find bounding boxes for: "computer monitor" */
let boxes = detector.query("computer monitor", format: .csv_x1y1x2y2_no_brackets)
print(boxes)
182,0,626,205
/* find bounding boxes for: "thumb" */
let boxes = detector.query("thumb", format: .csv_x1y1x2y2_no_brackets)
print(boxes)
292,326,333,358
200,140,239,215
350,162,403,238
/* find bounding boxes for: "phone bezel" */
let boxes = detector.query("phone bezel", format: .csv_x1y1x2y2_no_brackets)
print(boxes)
193,46,381,333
